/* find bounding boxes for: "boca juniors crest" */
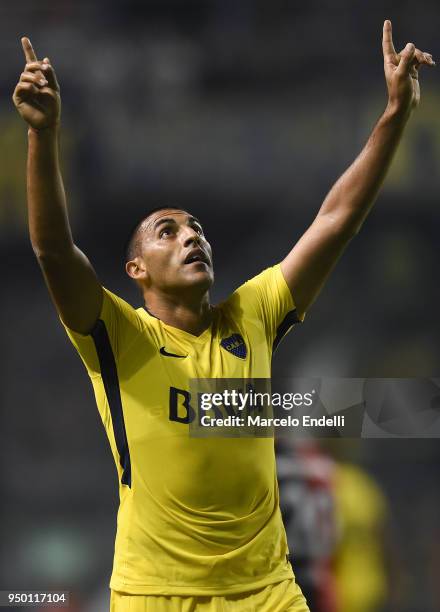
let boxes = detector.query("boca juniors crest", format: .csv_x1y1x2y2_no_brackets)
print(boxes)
220,333,247,359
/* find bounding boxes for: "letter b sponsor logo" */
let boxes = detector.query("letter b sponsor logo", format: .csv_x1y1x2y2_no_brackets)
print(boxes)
169,387,195,424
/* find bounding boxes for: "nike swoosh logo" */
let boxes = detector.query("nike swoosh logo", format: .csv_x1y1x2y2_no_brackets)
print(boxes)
159,346,187,358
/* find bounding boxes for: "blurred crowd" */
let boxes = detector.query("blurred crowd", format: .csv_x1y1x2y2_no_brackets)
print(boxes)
1,2,439,611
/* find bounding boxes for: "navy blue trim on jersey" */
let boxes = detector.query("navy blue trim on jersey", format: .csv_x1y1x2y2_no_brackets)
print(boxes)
91,319,132,487
272,310,301,354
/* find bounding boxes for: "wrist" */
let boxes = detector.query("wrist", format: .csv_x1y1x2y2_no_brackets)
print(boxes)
28,122,60,139
384,100,412,124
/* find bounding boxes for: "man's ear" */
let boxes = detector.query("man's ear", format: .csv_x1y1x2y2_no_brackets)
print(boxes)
125,257,148,281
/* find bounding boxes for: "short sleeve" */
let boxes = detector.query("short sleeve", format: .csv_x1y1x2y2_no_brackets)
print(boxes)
228,264,304,351
61,287,144,377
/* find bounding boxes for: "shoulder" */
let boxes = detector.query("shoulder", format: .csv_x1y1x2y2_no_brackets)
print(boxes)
61,287,155,375
221,264,293,312
218,264,301,348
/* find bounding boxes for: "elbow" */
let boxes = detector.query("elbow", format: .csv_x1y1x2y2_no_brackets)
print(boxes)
344,219,362,239
319,212,362,241
31,241,45,260
338,222,362,244
31,241,51,261
32,247,62,269
31,241,74,263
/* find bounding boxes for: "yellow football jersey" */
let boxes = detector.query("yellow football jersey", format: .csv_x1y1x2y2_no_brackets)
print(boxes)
63,264,301,595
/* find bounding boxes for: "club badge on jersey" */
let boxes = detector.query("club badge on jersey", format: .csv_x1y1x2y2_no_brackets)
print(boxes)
220,334,247,359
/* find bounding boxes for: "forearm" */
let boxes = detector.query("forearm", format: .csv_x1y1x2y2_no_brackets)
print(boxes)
27,125,74,255
318,104,409,234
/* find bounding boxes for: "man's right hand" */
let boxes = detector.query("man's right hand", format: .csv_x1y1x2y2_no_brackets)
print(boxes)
12,37,60,130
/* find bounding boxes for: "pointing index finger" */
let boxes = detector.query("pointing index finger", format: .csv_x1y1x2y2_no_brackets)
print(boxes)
21,37,38,63
382,19,396,59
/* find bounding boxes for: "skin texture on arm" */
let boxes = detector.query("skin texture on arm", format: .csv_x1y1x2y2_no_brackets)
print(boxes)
281,20,435,319
13,38,102,334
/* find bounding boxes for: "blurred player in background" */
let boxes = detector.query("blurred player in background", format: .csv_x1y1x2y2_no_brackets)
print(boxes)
332,459,390,612
277,439,339,612
277,439,395,612
12,21,433,612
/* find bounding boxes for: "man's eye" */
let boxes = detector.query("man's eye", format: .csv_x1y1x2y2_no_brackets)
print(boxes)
160,228,172,238
194,226,203,235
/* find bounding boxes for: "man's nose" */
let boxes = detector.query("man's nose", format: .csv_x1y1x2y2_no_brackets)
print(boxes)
182,227,201,247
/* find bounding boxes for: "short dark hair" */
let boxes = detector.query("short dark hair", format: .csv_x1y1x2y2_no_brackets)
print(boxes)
124,205,187,262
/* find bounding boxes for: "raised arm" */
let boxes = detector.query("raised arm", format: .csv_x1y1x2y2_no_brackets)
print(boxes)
13,38,102,334
281,21,435,318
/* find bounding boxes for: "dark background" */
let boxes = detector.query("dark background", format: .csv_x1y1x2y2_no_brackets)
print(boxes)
0,1,439,610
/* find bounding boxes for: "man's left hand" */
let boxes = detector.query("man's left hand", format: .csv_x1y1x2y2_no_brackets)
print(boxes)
382,20,434,117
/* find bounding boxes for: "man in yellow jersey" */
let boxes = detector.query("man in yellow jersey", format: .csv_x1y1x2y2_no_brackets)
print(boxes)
13,22,433,612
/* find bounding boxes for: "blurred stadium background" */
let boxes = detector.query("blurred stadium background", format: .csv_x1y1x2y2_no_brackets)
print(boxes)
1,1,440,611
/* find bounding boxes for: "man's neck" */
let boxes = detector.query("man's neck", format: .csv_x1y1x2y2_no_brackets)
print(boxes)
143,290,212,337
